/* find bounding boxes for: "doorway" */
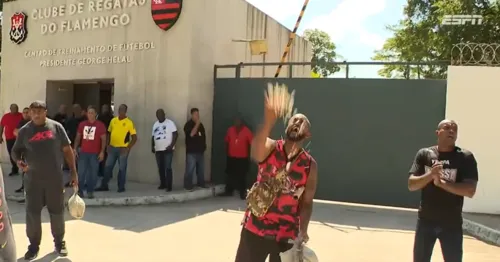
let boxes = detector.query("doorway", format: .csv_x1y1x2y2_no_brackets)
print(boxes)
46,79,114,116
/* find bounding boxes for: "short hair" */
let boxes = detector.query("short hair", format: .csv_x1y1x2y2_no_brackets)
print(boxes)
190,108,199,114
119,104,128,111
87,105,96,111
23,107,29,111
29,101,47,109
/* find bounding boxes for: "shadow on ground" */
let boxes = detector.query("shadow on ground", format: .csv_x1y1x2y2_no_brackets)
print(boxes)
17,252,72,262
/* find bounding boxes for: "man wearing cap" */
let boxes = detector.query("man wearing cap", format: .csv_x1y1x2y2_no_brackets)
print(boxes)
11,101,78,260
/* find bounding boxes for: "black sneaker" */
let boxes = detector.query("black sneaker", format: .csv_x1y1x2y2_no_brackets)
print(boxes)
117,188,125,193
18,199,26,204
95,186,109,192
55,241,68,256
8,172,19,177
24,247,39,260
15,187,24,193
158,185,166,190
87,192,95,199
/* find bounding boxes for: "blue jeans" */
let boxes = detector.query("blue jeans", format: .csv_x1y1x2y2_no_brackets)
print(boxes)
413,219,463,262
77,152,99,193
101,146,129,190
184,153,205,189
155,150,174,190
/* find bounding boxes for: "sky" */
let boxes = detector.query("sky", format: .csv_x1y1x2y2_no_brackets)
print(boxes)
246,0,408,78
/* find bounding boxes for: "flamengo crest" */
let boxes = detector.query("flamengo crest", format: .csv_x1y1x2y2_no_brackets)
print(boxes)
10,12,28,45
151,0,183,31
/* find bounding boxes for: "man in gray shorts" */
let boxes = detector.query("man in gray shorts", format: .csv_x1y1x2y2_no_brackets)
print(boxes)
0,168,16,262
12,101,78,260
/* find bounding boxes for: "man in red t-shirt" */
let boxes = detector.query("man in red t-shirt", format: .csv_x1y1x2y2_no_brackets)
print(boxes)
73,106,106,199
0,104,23,176
221,117,253,199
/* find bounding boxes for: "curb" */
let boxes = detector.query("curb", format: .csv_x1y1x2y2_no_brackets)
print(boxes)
7,185,225,207
463,218,500,246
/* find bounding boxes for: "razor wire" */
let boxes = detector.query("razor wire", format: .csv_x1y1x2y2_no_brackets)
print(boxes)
451,43,500,66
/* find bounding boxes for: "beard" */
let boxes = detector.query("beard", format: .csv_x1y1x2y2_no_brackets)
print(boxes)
285,125,306,142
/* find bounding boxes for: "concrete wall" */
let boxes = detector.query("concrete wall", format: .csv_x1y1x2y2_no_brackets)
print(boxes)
446,66,500,215
1,0,311,186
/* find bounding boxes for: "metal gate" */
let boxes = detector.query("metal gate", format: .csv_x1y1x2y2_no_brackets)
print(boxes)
211,62,447,208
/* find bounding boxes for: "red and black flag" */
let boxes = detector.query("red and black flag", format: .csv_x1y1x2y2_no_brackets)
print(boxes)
151,0,183,31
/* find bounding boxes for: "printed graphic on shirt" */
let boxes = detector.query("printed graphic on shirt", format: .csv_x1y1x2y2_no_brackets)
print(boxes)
29,130,54,142
83,126,96,140
153,125,168,140
424,159,457,183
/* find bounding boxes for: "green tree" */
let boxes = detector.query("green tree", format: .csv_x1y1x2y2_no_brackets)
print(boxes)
303,29,341,77
373,0,500,79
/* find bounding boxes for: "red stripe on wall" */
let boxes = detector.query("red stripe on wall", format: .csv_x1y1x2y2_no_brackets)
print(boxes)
151,3,180,11
152,13,178,20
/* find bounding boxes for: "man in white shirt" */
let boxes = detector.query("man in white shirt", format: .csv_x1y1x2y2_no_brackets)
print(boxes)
151,109,178,191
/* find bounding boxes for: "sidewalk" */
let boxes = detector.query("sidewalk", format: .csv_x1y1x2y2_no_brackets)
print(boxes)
463,213,500,246
2,164,224,206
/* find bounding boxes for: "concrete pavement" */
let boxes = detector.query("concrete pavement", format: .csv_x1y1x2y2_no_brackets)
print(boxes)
7,198,500,262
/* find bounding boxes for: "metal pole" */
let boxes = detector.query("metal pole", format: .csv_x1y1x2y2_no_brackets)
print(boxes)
274,0,310,78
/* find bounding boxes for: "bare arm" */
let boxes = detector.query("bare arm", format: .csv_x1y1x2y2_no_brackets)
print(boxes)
11,130,26,162
190,122,201,137
408,172,436,191
250,123,276,163
171,131,178,147
62,145,77,172
436,179,477,198
407,149,438,191
100,134,106,153
435,152,478,198
13,128,19,137
73,133,82,149
299,159,318,234
128,134,137,149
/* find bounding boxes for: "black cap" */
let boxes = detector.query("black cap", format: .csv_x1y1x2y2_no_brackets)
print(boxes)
29,100,47,109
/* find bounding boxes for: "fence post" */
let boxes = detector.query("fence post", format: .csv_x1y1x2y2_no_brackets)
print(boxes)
345,64,350,78
288,65,293,78
235,63,242,79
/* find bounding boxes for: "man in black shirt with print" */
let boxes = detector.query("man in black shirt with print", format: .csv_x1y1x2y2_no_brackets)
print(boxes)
183,108,207,191
408,119,478,262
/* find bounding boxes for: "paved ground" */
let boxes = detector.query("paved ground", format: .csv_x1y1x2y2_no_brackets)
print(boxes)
464,213,500,232
7,198,499,262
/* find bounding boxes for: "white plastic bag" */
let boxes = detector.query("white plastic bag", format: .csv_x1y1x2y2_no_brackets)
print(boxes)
67,187,86,219
280,242,318,262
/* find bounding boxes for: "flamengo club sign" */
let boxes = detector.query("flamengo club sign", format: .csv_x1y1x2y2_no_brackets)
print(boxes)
32,0,147,35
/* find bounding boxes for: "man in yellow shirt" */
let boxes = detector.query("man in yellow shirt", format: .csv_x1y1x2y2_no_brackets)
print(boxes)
96,104,137,192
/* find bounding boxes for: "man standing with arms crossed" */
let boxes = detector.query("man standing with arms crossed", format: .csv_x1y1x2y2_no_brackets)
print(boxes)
12,101,78,260
0,104,23,176
408,119,478,262
235,93,318,262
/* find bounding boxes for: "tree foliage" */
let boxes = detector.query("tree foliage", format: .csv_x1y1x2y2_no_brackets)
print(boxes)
303,29,341,77
373,0,500,79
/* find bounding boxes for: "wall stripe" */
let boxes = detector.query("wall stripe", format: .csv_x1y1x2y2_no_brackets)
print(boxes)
274,0,310,78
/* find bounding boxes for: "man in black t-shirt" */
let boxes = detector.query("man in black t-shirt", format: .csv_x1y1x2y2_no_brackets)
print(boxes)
408,119,478,262
183,108,207,191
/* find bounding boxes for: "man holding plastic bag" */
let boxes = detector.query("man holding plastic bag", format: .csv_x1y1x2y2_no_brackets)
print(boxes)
12,101,78,260
235,84,318,262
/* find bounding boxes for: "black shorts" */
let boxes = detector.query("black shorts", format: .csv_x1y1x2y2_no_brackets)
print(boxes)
226,157,250,175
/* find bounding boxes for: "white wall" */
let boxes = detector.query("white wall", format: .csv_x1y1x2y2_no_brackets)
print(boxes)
446,66,500,214
1,0,311,185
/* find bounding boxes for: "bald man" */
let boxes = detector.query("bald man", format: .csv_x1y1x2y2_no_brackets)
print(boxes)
235,92,318,262
408,119,479,262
